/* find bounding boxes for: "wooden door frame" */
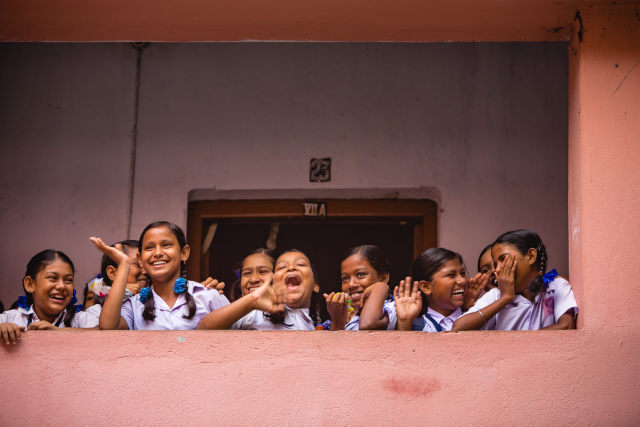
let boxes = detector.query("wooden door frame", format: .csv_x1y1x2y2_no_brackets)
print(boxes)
187,199,437,281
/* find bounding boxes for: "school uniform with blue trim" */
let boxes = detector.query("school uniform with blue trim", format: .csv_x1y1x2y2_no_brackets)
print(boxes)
232,306,315,330
0,304,101,329
412,307,462,332
463,273,578,330
121,280,229,330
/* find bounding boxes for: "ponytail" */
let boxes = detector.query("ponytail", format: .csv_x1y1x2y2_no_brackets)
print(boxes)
180,261,196,320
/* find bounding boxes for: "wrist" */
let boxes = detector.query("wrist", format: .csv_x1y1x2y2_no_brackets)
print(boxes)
397,319,414,331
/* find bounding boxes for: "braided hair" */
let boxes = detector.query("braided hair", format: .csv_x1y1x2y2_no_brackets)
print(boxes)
23,249,78,327
493,229,548,296
138,221,196,322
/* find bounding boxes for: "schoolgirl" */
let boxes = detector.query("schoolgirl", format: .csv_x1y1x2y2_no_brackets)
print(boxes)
95,221,229,330
197,249,320,330
395,248,486,332
227,248,275,302
0,249,99,344
322,245,397,330
453,229,578,331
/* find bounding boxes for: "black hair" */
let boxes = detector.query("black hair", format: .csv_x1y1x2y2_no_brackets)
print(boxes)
269,249,321,326
101,240,138,286
229,248,276,302
477,243,493,273
138,221,195,322
343,244,391,281
411,247,464,315
493,229,548,295
23,249,78,327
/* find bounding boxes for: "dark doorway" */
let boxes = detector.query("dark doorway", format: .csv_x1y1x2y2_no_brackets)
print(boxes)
206,217,417,297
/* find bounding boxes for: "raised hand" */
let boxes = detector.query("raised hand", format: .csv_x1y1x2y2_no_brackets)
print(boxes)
495,254,516,302
463,272,489,311
89,237,130,266
0,323,22,344
27,320,58,331
324,292,350,329
201,277,226,295
250,279,285,314
394,277,422,330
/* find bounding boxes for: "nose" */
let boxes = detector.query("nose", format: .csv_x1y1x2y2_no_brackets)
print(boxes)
347,277,360,292
152,245,163,257
249,272,261,283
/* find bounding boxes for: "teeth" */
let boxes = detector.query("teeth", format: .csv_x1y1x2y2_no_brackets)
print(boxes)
451,290,464,295
152,261,167,266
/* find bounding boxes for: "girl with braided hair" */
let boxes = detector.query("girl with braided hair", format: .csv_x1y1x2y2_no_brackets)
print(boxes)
94,221,228,330
453,229,578,331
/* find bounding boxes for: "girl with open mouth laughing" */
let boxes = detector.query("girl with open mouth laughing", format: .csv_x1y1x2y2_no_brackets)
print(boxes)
395,248,488,332
197,249,320,330
1,250,100,344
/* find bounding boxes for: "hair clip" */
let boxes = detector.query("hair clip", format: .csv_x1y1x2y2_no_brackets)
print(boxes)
139,287,152,303
174,277,187,294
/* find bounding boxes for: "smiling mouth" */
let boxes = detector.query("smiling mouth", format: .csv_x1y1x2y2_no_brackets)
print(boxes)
151,260,168,268
451,289,464,297
49,294,66,303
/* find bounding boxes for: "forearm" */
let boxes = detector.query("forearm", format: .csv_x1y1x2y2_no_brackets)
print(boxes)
196,294,255,330
99,261,130,330
452,297,511,332
542,311,575,330
359,285,390,330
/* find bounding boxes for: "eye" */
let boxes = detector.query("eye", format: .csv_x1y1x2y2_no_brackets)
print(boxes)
163,242,172,248
357,272,367,278
275,264,286,270
341,276,349,283
259,269,271,275
242,271,251,276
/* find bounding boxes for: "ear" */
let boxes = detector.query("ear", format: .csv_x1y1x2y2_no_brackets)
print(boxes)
526,248,537,266
106,265,118,283
313,282,320,293
418,280,432,296
23,276,36,294
181,244,191,262
380,273,390,284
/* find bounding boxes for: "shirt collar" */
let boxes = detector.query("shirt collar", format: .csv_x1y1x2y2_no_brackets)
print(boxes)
427,306,461,322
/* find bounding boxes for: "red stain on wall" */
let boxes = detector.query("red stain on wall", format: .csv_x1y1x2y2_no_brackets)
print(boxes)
382,377,441,398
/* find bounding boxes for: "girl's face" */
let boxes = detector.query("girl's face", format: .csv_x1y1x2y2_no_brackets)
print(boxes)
478,249,497,290
241,253,274,295
23,258,74,322
419,258,466,317
125,247,148,292
274,251,319,308
491,243,537,293
84,291,96,309
340,253,388,310
139,226,190,284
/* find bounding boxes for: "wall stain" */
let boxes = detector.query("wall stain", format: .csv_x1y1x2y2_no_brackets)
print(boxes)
382,377,441,398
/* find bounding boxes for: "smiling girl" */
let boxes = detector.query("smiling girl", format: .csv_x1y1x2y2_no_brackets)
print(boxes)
453,229,578,331
228,249,275,302
394,248,488,332
95,221,229,330
0,250,100,344
197,249,320,330
322,245,397,330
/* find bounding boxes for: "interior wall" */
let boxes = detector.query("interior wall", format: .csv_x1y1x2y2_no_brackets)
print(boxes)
0,42,568,308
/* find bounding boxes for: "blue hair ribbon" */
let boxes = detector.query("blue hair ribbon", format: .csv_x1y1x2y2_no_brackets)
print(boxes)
70,289,78,306
17,295,29,310
541,269,558,287
174,277,187,294
139,287,152,303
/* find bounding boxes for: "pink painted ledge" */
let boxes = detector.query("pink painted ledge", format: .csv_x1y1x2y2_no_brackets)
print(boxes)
2,328,638,425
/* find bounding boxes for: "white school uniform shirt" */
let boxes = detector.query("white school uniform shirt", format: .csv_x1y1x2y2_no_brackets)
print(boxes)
414,307,462,332
121,280,229,330
345,300,397,331
231,306,315,330
463,276,578,330
0,304,100,329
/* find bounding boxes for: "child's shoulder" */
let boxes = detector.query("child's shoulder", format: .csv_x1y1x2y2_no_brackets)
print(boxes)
0,308,29,326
